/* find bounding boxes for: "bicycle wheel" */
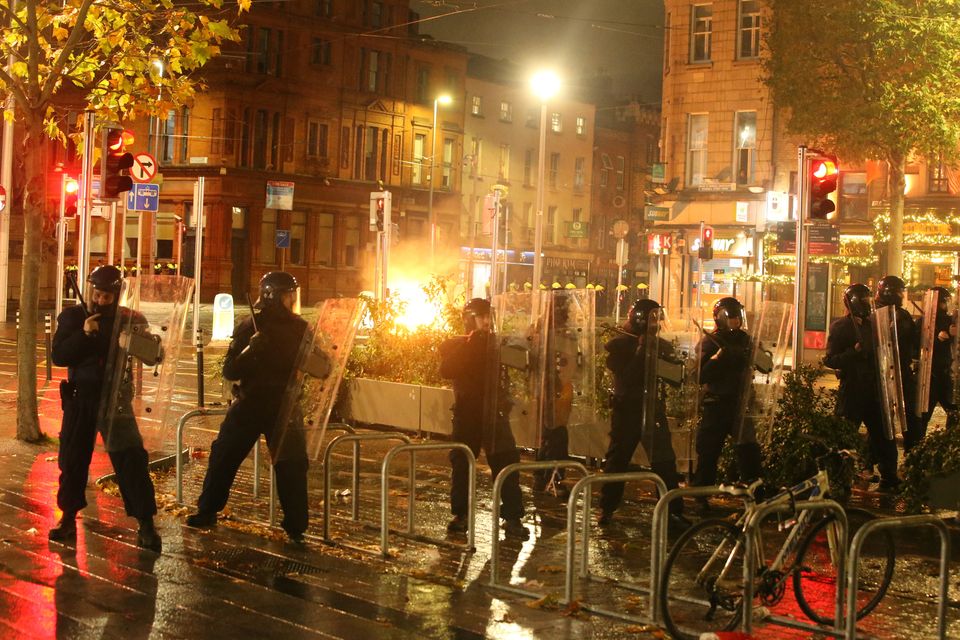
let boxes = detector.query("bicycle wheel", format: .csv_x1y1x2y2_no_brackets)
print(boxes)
660,518,745,640
793,507,895,625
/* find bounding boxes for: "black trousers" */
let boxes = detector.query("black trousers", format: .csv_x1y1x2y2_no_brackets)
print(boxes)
839,394,899,483
693,397,762,487
533,426,570,487
450,416,523,521
196,399,309,536
57,388,157,519
901,378,926,451
600,403,681,515
921,371,958,432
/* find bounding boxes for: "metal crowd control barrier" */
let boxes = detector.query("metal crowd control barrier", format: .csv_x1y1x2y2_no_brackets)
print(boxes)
845,515,950,640
489,460,591,598
650,485,754,623
563,472,668,619
321,431,410,541
743,499,847,637
381,442,476,558
175,406,228,504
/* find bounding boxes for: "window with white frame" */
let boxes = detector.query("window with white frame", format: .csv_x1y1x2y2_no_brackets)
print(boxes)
737,0,761,59
600,153,613,188
686,114,708,186
546,206,557,244
734,111,757,185
524,149,534,186
500,101,512,122
441,138,454,189
412,132,426,184
471,95,482,116
690,4,713,63
551,112,562,133
549,152,560,187
315,213,334,266
498,143,510,180
290,211,306,266
929,153,949,193
574,157,585,191
307,121,328,158
470,137,482,178
575,116,585,136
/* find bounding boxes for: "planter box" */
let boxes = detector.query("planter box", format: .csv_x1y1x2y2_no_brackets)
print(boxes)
927,469,960,511
339,377,453,435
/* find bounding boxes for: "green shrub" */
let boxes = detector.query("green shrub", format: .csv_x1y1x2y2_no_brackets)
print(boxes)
900,426,960,513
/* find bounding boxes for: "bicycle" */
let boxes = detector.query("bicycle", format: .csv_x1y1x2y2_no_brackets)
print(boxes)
658,441,896,640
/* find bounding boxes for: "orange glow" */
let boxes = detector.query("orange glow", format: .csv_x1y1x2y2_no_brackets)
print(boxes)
812,159,837,180
389,275,447,332
64,178,79,194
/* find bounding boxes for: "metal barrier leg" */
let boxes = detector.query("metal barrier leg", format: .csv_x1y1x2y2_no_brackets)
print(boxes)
253,438,261,499
489,461,590,596
269,465,277,526
381,442,476,558
742,500,847,636
321,432,410,542
845,515,950,640
175,406,228,505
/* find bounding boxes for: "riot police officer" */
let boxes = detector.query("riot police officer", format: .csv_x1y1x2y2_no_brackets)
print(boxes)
599,299,688,527
875,275,924,450
920,286,957,431
439,298,527,539
693,297,762,490
50,265,161,551
825,283,899,488
186,272,315,543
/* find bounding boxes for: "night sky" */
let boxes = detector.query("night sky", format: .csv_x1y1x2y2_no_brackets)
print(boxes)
409,0,665,105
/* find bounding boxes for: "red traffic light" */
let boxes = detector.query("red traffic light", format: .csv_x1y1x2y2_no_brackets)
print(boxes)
702,226,714,246
812,159,838,180
64,178,79,194
809,156,839,219
63,177,79,218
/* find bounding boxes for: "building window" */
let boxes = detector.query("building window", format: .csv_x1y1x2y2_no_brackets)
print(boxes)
469,137,482,178
441,138,454,189
253,109,268,169
600,153,612,188
257,27,271,74
344,216,360,267
179,107,190,162
471,95,482,116
734,111,757,185
412,132,426,184
416,66,429,104
690,4,713,63
526,108,539,128
369,1,383,28
687,113,708,186
546,205,557,244
315,213,334,266
239,108,251,167
575,116,585,136
615,155,625,190
340,126,350,169
307,121,328,158
524,149,534,186
929,153,949,193
211,108,223,155
316,0,332,17
260,209,277,264
551,112,562,133
365,50,379,91
500,101,512,122
664,12,671,74
290,211,306,266
737,0,761,59
311,38,332,65
574,157,585,191
549,152,560,187
523,202,533,229
498,144,510,181
160,109,175,164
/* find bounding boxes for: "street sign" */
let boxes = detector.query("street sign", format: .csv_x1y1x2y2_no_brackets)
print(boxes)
275,229,291,249
131,153,157,183
125,183,160,212
0,185,6,212
645,205,670,221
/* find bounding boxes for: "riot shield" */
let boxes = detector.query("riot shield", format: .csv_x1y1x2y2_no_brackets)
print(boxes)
631,307,703,475
493,290,549,450
735,301,794,445
541,289,599,460
272,298,366,462
99,275,194,453
874,304,907,440
915,289,937,417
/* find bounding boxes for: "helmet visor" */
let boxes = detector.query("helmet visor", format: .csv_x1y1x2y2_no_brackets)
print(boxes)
715,305,746,331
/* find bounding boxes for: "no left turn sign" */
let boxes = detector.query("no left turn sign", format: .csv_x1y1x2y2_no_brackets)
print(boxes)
131,153,157,183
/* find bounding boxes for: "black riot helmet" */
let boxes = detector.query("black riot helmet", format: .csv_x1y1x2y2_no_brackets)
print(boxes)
87,265,123,295
256,271,299,309
713,296,745,332
843,283,872,319
627,298,662,334
875,275,905,308
931,286,952,308
463,297,492,332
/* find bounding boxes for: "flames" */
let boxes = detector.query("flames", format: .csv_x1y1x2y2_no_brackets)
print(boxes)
387,274,452,333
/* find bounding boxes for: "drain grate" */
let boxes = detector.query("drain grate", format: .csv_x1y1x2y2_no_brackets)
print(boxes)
205,547,328,577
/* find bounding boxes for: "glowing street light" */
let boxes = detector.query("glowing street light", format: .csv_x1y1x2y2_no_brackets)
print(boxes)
429,93,453,265
530,69,561,290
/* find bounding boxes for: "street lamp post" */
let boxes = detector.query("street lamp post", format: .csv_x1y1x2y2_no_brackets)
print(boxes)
428,94,452,266
530,70,560,290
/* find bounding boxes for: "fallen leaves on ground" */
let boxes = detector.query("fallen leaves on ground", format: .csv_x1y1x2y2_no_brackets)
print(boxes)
561,599,589,619
536,564,564,574
623,624,666,637
526,594,561,610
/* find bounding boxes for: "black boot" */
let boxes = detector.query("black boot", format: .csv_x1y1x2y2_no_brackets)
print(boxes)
137,518,162,552
48,513,77,541
185,511,217,528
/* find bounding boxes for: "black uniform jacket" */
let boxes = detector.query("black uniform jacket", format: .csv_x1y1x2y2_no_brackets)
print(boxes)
698,329,751,399
824,314,877,405
224,304,308,402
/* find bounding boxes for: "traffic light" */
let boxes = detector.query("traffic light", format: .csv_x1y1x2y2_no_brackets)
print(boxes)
62,178,79,218
101,127,134,199
368,190,391,232
698,225,714,260
809,156,838,219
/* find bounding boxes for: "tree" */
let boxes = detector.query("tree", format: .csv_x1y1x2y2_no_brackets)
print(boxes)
1,0,243,441
764,0,960,276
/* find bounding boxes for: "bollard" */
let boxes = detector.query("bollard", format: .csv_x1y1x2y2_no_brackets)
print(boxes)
196,327,205,408
44,314,52,381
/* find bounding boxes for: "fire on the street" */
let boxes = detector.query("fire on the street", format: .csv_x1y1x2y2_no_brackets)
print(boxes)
388,275,449,332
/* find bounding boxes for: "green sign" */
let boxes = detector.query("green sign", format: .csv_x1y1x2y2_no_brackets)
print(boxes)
651,163,666,184
645,205,670,221
565,220,589,238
